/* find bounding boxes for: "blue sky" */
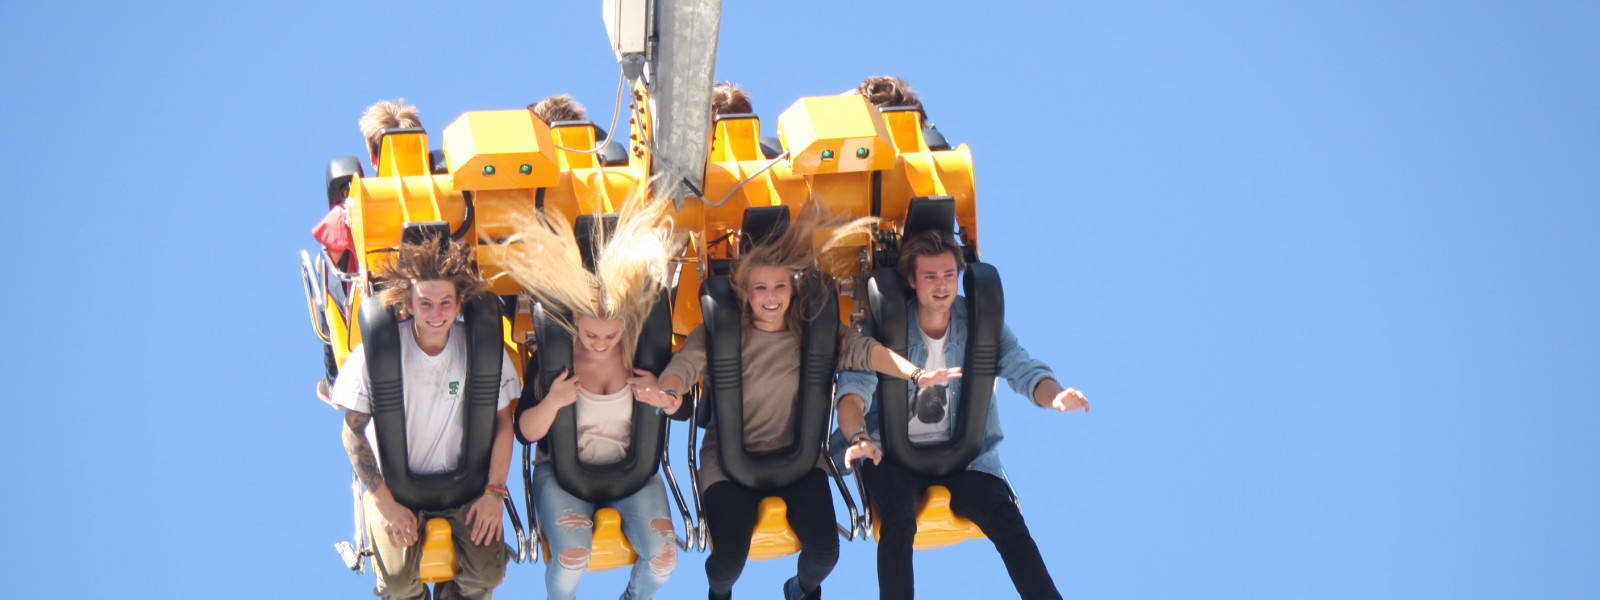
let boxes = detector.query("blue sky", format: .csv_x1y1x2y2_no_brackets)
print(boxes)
2,0,1595,598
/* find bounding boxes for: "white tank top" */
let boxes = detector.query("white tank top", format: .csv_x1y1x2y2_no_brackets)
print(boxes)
575,386,635,465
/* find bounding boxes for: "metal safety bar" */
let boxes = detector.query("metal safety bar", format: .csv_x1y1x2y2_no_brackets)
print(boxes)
824,392,864,541
520,443,542,564
659,397,699,551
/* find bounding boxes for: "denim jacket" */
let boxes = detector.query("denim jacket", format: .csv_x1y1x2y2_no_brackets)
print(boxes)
833,296,1056,478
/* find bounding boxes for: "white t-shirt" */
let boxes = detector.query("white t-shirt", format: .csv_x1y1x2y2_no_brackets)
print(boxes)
907,329,954,444
332,320,519,475
575,386,635,465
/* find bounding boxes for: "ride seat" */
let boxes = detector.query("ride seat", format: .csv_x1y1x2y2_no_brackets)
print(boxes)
539,507,638,572
739,497,803,561
871,485,986,550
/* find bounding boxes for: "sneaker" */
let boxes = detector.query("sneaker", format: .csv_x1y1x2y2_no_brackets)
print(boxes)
783,576,821,600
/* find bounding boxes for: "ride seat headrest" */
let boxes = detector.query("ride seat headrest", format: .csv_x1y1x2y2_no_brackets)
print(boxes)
402,221,452,248
429,149,449,175
901,196,957,240
759,136,784,159
739,206,791,255
574,214,620,272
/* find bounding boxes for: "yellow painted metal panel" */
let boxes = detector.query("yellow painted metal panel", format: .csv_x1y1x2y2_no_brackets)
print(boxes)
444,110,560,190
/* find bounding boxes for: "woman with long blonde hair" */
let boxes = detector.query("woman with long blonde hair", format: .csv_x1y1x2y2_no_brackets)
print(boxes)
501,198,682,600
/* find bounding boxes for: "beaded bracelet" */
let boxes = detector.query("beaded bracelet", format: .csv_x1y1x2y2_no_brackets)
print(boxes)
910,368,926,386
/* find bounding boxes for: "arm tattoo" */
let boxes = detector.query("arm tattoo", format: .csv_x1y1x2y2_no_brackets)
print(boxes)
341,410,385,492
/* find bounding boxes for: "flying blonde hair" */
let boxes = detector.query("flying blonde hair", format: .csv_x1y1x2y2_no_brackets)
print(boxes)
731,204,875,339
497,197,678,368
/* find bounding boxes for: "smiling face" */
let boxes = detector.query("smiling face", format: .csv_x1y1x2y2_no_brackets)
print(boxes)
406,279,461,339
907,251,960,314
574,314,625,357
744,265,794,332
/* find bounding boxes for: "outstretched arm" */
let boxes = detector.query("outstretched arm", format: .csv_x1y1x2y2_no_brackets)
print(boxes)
868,344,961,387
341,410,418,547
1032,379,1090,413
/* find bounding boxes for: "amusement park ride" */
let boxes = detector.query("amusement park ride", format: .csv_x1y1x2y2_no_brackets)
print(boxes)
300,0,1015,582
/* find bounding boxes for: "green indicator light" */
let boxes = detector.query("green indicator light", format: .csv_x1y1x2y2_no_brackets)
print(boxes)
519,164,532,174
483,165,496,175
856,148,869,158
821,149,835,159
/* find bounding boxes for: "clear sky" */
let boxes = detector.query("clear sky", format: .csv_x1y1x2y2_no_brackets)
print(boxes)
2,1,1595,598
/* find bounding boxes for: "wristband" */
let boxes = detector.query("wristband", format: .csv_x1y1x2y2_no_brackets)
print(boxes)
910,368,925,386
485,484,510,500
850,433,872,445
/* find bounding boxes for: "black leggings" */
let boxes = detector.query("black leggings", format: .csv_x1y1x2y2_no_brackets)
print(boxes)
702,468,840,596
860,460,1061,600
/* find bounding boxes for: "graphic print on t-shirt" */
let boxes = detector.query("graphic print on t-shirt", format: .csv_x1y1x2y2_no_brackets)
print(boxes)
912,384,949,424
906,329,954,444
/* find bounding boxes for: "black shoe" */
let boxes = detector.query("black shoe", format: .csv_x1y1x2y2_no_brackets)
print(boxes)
783,577,821,600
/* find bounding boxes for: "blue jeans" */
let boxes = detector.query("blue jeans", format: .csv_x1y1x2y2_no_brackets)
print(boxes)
532,463,678,600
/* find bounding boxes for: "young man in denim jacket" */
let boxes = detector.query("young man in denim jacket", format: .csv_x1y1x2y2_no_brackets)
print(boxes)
834,230,1090,600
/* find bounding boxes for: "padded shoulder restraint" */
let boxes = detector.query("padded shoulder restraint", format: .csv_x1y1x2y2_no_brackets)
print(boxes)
528,293,672,502
361,293,503,511
703,273,839,491
871,262,1005,478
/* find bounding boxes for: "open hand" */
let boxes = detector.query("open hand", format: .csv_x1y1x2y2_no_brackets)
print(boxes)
916,366,963,387
373,493,420,547
1050,387,1089,413
465,494,505,546
628,369,679,411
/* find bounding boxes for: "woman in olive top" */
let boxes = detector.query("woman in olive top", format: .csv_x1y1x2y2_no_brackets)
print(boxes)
635,210,959,600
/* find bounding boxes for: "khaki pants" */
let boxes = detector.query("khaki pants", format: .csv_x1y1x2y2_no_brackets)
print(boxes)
365,495,508,600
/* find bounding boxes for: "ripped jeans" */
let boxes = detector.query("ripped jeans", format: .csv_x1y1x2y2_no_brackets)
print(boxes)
532,463,678,600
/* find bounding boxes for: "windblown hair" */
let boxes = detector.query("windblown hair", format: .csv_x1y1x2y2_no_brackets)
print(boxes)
498,197,677,368
711,81,753,116
896,229,967,282
731,205,875,340
857,75,923,114
374,234,487,321
360,99,424,160
529,94,588,123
